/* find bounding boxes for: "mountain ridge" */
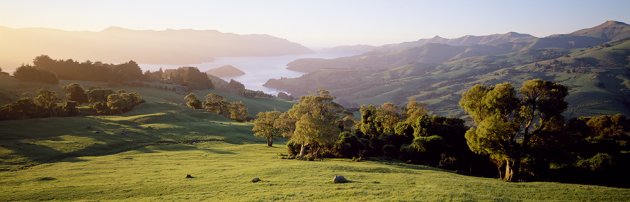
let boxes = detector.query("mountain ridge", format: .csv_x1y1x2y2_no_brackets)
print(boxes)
0,26,313,71
266,21,630,117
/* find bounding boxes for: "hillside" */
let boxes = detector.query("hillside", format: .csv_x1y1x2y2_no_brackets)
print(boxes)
266,21,630,117
0,26,313,71
318,44,376,55
0,78,293,171
0,81,628,199
206,65,246,77
1,142,629,201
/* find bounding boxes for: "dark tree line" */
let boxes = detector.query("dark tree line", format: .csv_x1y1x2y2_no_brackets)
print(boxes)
13,65,59,84
144,67,213,90
0,83,144,121
32,55,142,83
252,81,630,186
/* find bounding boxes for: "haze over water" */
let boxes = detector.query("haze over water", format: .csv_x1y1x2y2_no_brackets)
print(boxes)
140,52,354,95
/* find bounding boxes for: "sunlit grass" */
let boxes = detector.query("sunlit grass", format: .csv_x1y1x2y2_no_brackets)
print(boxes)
1,143,629,201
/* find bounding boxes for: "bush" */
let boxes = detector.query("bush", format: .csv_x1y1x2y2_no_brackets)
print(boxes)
576,153,615,172
333,132,368,158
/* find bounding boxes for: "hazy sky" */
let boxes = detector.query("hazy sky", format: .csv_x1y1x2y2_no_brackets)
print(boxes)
1,0,629,48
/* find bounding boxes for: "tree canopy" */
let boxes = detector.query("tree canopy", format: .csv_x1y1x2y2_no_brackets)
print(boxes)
459,79,568,181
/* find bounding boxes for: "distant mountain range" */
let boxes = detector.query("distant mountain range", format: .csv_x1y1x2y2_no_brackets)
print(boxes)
0,26,313,71
265,21,630,117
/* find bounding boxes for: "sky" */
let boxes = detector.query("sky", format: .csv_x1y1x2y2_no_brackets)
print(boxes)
1,0,629,48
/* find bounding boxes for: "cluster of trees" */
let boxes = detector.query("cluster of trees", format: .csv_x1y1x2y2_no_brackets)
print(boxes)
0,83,144,121
0,89,74,120
86,88,144,115
184,93,248,122
9,55,144,84
13,65,59,84
144,67,214,90
460,79,629,184
32,55,143,83
253,90,478,170
253,80,630,185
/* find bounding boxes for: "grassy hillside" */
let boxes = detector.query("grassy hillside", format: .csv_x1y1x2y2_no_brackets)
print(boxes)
1,78,629,200
0,78,292,171
1,142,629,201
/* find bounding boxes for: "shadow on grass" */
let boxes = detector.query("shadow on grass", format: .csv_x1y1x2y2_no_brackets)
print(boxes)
0,102,262,171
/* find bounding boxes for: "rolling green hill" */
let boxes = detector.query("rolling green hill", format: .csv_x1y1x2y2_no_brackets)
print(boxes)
0,78,293,170
1,142,629,201
1,77,629,200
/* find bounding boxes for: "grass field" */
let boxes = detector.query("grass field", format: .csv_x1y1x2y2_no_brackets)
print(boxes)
1,80,630,201
2,142,630,201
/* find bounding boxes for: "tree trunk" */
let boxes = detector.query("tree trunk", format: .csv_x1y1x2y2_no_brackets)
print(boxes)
502,159,518,182
266,137,273,147
299,144,306,159
498,162,505,180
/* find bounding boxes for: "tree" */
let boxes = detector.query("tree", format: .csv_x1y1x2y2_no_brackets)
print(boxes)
459,79,568,181
13,65,59,84
287,90,344,158
407,115,471,168
204,93,229,116
0,98,39,120
62,101,79,116
252,111,283,146
403,99,427,122
63,83,88,103
86,89,115,103
228,101,248,122
35,89,59,116
106,94,125,114
184,93,202,109
357,102,406,156
293,113,340,157
32,55,56,70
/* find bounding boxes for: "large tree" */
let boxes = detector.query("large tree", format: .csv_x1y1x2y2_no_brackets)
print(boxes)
459,79,568,181
287,90,344,158
252,111,284,147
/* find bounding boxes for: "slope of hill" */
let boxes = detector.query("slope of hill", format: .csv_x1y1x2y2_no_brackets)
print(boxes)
318,44,376,55
266,21,630,117
1,141,629,201
206,65,246,77
0,26,313,71
0,78,293,171
570,20,630,41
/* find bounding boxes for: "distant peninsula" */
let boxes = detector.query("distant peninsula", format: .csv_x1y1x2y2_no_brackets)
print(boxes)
206,65,246,77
